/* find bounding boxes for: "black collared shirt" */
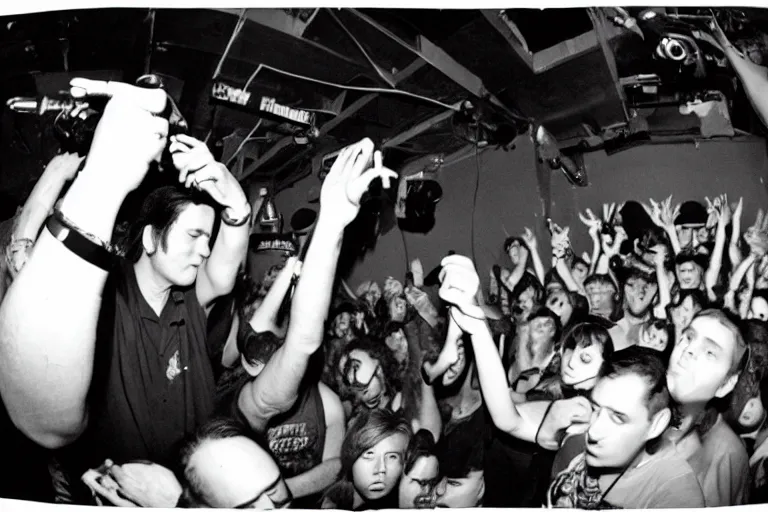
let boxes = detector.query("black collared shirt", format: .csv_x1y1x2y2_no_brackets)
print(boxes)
86,261,215,466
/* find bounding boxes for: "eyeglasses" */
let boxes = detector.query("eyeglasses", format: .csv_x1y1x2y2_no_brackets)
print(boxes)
233,475,292,509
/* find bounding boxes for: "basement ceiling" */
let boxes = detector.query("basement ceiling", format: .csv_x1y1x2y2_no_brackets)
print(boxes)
1,6,766,206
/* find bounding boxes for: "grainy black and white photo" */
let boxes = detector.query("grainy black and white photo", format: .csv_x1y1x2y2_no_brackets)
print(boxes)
1,4,768,509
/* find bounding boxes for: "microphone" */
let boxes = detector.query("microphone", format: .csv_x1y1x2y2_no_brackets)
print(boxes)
6,96,79,115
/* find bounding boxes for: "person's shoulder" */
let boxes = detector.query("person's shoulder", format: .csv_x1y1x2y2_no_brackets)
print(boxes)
643,454,706,508
702,415,749,463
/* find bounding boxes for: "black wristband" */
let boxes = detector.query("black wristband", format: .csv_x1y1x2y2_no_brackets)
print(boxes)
46,212,116,271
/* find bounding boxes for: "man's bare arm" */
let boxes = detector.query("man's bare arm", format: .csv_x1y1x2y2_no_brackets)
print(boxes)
285,382,344,499
239,140,397,429
0,85,169,448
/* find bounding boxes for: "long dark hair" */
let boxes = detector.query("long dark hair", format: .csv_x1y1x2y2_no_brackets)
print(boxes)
124,185,219,262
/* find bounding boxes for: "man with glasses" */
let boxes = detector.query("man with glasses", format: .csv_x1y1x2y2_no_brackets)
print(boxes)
177,419,293,509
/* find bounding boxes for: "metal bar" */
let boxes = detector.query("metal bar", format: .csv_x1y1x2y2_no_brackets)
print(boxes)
383,103,461,148
238,57,428,182
348,9,528,124
587,7,630,123
238,93,377,182
480,10,534,71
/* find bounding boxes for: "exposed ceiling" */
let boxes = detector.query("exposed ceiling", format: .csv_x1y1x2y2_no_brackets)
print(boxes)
1,6,767,207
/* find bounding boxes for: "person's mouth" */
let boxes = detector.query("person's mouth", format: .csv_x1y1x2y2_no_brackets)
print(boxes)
369,482,386,492
365,394,381,408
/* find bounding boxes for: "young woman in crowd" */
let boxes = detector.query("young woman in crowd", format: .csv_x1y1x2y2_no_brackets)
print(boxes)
321,409,412,510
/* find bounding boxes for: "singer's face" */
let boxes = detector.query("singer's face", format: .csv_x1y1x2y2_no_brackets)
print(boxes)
150,203,214,287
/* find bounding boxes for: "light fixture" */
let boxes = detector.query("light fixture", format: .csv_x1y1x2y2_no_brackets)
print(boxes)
534,124,588,187
255,187,280,228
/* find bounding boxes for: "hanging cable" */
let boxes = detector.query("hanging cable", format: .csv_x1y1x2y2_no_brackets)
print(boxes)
471,126,481,265
242,63,460,112
213,8,248,80
325,8,396,88
225,119,263,167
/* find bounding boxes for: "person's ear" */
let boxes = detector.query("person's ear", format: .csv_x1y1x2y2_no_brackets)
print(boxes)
648,407,671,440
142,225,157,256
715,372,740,399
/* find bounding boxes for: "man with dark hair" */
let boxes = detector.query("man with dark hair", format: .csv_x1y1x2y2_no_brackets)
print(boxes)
609,268,658,351
0,81,252,469
433,403,490,508
399,429,439,508
547,346,705,509
665,309,750,506
675,251,709,291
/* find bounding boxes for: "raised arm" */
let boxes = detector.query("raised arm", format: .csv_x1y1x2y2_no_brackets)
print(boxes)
710,18,768,129
522,228,546,285
704,195,730,302
0,81,169,448
247,258,300,334
729,198,744,269
164,134,250,310
4,153,84,279
500,246,529,293
238,140,396,430
652,250,673,319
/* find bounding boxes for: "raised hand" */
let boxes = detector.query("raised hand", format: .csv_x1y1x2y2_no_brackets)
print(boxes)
170,134,248,214
320,139,398,228
438,254,486,327
410,258,425,287
69,78,169,194
578,208,602,238
745,209,768,257
602,226,627,258
522,227,538,251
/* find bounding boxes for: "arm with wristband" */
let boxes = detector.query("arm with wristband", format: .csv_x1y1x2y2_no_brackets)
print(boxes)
0,80,170,448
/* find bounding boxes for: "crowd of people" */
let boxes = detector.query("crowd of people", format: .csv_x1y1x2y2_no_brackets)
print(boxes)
1,19,768,510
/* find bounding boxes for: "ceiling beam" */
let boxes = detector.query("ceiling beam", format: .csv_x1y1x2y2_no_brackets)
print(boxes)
347,9,526,124
238,58,429,182
382,103,462,149
480,10,534,70
482,8,625,75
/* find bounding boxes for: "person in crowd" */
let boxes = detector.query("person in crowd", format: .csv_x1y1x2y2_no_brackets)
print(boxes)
398,429,440,509
608,268,659,351
0,81,252,466
530,322,615,402
507,307,561,396
321,409,411,510
637,318,675,362
547,346,706,509
583,274,620,321
665,309,751,506
339,337,404,419
667,289,708,341
176,418,293,508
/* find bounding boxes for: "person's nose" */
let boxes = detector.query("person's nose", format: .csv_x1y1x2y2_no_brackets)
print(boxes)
587,410,607,441
197,239,211,259
434,478,447,497
373,455,386,475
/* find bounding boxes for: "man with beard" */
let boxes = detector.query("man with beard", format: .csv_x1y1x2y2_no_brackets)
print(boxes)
609,268,658,351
